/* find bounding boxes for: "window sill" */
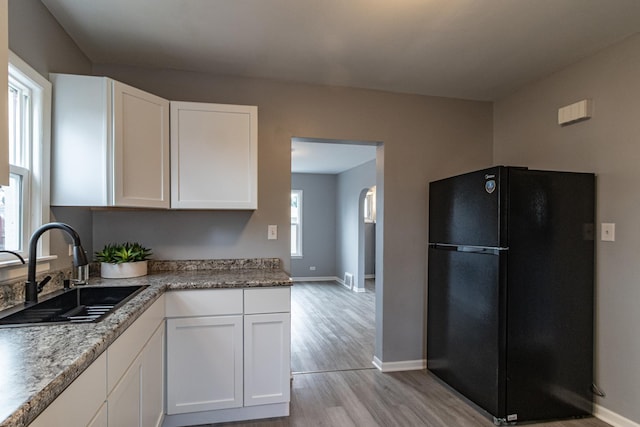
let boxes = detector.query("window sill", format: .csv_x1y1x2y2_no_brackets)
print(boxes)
291,255,303,260
0,255,58,282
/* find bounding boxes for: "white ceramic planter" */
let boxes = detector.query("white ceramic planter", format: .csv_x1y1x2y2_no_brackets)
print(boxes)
100,260,148,279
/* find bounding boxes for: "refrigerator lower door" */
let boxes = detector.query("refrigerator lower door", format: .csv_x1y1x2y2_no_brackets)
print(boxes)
427,246,505,417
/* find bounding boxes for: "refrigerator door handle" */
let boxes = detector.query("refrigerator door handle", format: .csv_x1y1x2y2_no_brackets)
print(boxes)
429,243,508,255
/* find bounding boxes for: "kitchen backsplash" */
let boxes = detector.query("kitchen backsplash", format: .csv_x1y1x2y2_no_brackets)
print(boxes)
0,267,73,312
0,258,283,311
149,258,282,272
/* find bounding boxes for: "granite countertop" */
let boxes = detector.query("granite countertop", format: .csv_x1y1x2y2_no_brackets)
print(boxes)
0,264,291,427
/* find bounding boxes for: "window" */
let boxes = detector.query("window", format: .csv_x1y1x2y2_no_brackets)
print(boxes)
291,190,302,257
364,187,376,223
0,52,51,265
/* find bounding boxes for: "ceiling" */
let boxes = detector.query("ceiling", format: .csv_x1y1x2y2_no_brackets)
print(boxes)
41,0,640,102
291,139,376,174
39,0,640,174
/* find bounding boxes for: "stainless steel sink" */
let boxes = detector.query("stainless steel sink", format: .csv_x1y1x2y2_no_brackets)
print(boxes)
0,285,148,327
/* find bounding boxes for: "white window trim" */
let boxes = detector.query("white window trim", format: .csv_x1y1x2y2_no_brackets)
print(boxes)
364,187,376,223
0,51,52,275
291,189,302,258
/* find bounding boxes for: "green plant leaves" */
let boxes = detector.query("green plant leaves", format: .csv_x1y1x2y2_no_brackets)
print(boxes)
95,242,152,264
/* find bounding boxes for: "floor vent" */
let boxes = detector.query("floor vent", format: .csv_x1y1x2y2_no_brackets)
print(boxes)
343,272,354,289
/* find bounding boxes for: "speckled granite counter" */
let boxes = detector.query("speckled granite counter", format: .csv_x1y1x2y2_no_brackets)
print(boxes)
0,260,291,427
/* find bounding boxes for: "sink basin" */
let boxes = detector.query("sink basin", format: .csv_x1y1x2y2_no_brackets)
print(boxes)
0,285,148,327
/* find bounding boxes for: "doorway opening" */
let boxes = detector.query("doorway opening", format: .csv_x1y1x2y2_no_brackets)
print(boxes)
290,136,384,374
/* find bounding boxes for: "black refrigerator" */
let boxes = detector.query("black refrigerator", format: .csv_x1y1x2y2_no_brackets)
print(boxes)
427,166,594,425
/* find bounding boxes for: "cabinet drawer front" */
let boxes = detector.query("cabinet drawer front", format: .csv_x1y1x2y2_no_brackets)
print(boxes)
244,287,291,314
166,289,243,317
107,295,165,393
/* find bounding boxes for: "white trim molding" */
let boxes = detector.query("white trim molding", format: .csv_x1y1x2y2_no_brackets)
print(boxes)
594,404,640,427
291,276,340,282
372,356,426,372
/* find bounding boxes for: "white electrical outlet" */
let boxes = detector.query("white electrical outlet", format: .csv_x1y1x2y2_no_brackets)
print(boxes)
268,225,278,240
310,266,316,271
601,223,615,242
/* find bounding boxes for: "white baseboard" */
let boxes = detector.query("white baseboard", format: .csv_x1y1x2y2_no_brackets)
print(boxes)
162,403,289,426
372,356,426,372
594,404,640,427
292,276,366,293
291,276,340,282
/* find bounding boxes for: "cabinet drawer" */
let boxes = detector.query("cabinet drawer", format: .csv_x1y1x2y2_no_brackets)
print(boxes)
107,295,165,393
244,287,291,314
166,288,243,317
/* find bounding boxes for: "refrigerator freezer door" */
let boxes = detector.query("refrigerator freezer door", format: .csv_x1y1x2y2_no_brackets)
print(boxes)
428,167,505,248
427,247,505,417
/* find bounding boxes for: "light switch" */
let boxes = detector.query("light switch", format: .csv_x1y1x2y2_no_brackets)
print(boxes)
268,225,278,240
601,223,615,242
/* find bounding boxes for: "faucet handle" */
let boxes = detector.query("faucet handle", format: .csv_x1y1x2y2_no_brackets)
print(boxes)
37,276,52,293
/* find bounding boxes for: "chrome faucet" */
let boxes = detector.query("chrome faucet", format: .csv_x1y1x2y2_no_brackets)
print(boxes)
25,222,89,305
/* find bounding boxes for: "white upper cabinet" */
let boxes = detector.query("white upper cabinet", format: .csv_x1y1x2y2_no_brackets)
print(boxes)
0,0,9,186
170,101,257,209
50,74,170,208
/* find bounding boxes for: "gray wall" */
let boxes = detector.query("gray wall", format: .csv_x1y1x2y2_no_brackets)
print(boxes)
10,0,494,366
90,63,493,364
336,160,375,289
290,173,337,278
494,33,640,424
365,223,375,276
8,0,91,77
8,0,93,270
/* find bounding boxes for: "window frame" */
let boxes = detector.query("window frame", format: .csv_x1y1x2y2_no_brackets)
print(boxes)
291,189,303,258
0,51,51,269
364,187,376,223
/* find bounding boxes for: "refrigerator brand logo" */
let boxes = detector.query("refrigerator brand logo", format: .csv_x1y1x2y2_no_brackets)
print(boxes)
485,179,496,194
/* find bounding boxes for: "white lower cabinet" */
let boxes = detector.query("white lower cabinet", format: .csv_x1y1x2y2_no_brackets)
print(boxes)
27,287,290,427
29,296,165,427
164,287,291,427
108,322,165,427
108,352,143,426
142,323,166,427
87,403,108,427
106,295,165,427
244,313,291,406
166,315,243,414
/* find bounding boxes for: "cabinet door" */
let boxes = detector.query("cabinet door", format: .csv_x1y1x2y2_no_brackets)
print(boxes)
170,102,257,209
87,403,108,427
244,313,291,406
50,74,111,206
167,315,243,414
113,81,170,208
142,322,165,427
0,0,8,186
108,351,143,427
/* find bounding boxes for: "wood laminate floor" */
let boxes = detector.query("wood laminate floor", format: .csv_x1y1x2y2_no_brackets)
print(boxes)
200,280,609,427
291,280,376,373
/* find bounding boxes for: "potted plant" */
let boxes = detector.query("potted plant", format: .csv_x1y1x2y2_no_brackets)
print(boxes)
95,242,152,279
